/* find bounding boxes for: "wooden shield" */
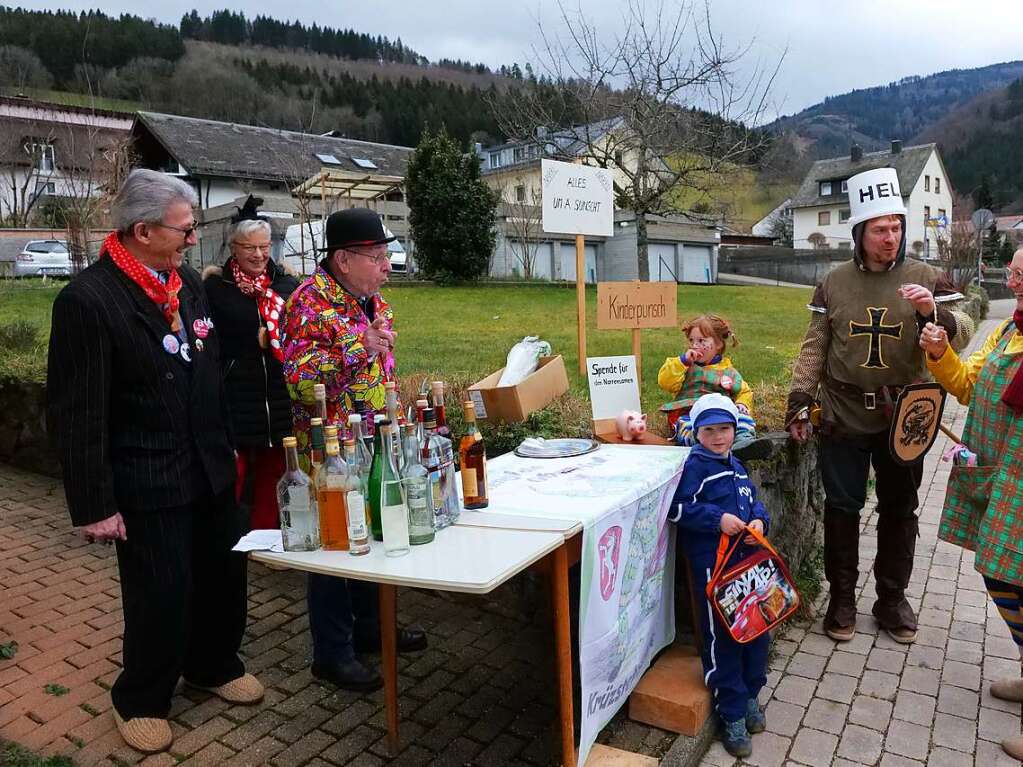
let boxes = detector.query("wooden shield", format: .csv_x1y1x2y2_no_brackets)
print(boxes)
889,383,947,466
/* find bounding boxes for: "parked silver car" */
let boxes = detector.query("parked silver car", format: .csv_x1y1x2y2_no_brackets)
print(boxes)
15,240,72,278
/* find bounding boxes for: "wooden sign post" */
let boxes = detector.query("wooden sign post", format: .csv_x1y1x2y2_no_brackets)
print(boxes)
596,281,678,390
541,159,614,376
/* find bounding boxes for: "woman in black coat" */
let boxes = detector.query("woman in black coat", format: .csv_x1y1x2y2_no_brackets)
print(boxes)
204,211,299,529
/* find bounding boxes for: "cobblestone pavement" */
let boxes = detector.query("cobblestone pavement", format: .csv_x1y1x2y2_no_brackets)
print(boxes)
700,301,1022,767
0,469,677,766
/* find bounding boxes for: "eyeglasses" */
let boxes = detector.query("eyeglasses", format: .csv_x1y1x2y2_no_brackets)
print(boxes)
346,247,390,265
1006,268,1023,284
235,243,271,255
154,221,198,238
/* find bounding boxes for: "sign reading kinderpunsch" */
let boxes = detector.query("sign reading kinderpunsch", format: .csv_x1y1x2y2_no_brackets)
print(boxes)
541,158,614,237
596,281,678,330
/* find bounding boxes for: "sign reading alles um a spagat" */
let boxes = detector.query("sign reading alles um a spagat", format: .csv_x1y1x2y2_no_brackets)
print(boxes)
541,158,614,237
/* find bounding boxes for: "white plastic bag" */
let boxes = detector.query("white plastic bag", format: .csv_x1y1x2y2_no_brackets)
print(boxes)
498,336,552,387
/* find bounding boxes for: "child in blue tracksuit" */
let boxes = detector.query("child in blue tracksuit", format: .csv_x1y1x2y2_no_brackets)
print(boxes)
668,393,771,759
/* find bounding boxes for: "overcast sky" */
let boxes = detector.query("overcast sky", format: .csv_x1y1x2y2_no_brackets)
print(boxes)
19,0,1023,119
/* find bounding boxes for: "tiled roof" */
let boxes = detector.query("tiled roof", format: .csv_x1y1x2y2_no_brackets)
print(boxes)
790,143,936,210
134,111,413,183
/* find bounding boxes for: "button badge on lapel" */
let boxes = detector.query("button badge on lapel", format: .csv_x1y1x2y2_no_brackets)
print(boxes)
163,334,180,355
195,339,204,352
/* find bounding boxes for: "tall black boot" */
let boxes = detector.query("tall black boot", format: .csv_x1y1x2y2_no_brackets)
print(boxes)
873,512,918,642
823,509,860,642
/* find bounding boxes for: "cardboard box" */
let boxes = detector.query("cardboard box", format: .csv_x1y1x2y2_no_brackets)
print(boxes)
467,355,570,424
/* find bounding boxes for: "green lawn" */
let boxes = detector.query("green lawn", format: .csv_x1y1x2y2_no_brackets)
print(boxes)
0,279,812,424
382,283,811,417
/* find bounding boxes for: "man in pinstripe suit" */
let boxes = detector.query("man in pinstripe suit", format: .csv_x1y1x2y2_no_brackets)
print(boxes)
47,170,263,754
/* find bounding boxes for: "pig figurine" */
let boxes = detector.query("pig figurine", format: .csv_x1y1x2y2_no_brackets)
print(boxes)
615,410,648,442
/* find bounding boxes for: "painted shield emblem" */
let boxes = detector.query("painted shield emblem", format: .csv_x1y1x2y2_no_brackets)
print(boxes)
598,525,623,601
192,318,210,338
889,382,947,466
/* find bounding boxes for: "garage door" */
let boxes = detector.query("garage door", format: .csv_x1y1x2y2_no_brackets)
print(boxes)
559,243,597,283
531,242,554,280
681,245,712,284
650,243,678,282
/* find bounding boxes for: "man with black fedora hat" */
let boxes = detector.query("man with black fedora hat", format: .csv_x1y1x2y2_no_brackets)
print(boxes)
282,207,426,691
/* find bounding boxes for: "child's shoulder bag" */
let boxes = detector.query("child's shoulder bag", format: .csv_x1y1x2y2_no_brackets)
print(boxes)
706,527,801,643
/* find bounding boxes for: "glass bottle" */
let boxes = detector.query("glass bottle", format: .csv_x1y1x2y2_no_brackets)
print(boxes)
379,423,411,557
348,414,374,475
367,421,387,541
431,381,450,438
421,408,459,529
343,439,371,556
402,423,435,545
277,436,320,552
313,382,328,423
308,416,326,485
317,426,349,550
385,385,404,470
415,398,430,443
459,401,489,509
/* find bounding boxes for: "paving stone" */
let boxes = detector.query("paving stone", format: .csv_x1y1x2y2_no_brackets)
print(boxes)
945,638,984,665
985,634,1020,660
979,706,1022,742
899,666,940,697
816,673,857,704
867,648,906,675
937,685,979,719
942,660,982,691
786,652,827,680
948,621,985,643
931,711,976,753
906,645,945,671
981,684,1023,715
860,670,900,701
841,633,877,656
802,698,848,735
772,676,817,708
975,737,1023,767
984,655,1022,683
744,732,790,767
884,719,930,761
763,700,804,738
892,690,935,727
837,723,883,765
827,651,867,678
788,728,838,767
849,695,894,732
914,626,949,648
800,633,838,658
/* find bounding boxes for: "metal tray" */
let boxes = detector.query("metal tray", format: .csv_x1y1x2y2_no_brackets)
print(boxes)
513,438,600,459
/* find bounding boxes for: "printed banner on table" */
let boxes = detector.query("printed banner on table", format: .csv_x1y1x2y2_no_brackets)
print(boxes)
577,476,680,767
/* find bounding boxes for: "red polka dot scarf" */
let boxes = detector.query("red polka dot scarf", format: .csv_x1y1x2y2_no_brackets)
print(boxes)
230,258,286,361
102,231,182,331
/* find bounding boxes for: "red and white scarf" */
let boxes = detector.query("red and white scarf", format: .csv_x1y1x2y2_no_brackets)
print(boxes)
102,231,182,331
231,259,286,361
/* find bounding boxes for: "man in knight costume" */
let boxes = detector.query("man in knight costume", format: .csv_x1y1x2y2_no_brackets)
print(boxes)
787,167,973,644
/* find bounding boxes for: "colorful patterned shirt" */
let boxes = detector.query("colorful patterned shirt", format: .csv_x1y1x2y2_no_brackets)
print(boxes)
281,265,397,452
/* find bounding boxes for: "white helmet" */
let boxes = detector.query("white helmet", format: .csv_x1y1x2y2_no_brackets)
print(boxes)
847,167,907,228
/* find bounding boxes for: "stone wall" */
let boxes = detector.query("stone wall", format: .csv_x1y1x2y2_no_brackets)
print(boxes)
0,377,58,478
719,246,848,286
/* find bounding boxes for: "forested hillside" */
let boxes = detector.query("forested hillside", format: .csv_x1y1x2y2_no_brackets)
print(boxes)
769,61,1023,159
918,78,1023,213
0,6,528,147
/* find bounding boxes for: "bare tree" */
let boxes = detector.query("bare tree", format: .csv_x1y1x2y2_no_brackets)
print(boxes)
807,231,827,249
497,178,545,278
491,0,782,279
0,127,56,227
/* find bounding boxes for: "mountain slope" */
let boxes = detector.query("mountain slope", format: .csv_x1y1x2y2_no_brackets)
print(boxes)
769,61,1023,159
917,78,1023,212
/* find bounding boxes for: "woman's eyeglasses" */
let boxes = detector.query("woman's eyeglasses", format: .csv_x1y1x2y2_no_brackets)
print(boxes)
235,243,272,255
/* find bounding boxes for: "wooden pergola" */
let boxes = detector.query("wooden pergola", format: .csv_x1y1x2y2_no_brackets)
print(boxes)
292,167,405,208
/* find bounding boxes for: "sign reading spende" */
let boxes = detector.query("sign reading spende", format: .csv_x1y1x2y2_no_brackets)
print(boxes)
541,159,614,238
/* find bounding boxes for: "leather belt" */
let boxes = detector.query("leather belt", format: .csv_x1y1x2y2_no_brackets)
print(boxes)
825,375,907,412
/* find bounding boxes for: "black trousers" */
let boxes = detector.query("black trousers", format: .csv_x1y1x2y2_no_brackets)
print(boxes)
820,429,923,629
112,488,247,719
819,430,923,517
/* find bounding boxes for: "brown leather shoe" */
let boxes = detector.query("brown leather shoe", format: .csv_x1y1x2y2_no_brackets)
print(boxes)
825,624,856,642
1002,735,1023,760
187,673,264,704
885,626,917,644
991,676,1023,703
113,710,172,753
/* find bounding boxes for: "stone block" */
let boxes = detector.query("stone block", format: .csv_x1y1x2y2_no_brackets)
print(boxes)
583,744,658,766
627,651,710,736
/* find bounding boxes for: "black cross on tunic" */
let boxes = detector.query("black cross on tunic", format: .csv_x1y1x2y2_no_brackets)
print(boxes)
849,306,903,369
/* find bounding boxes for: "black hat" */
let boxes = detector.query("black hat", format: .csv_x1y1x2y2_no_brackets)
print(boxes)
318,208,396,253
231,195,267,223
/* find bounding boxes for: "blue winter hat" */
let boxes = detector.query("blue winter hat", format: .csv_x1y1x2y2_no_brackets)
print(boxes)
690,393,738,431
